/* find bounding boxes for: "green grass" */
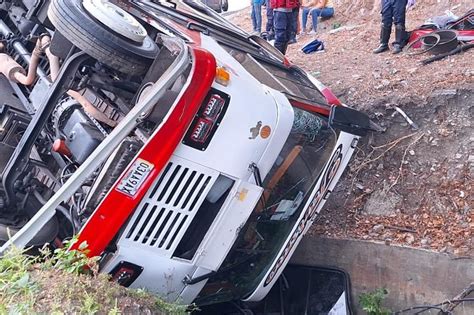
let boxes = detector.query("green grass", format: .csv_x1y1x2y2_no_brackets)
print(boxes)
359,288,391,315
0,239,189,314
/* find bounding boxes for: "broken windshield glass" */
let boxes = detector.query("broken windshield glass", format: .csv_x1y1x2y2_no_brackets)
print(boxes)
195,107,338,306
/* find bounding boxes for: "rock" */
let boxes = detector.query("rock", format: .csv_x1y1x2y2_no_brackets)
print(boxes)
372,224,384,233
363,184,402,216
372,71,381,79
431,89,457,97
420,238,431,246
468,155,474,163
408,67,418,74
328,24,362,34
381,79,390,87
409,150,415,156
405,234,415,245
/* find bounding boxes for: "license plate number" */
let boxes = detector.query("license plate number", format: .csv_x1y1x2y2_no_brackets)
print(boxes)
116,159,154,197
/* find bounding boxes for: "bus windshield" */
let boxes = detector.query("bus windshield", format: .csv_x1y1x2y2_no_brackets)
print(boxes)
195,107,338,305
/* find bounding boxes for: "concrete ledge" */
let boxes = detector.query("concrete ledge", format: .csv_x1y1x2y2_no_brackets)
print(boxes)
291,237,474,314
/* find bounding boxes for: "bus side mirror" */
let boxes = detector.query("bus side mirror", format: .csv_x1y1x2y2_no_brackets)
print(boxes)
329,106,376,137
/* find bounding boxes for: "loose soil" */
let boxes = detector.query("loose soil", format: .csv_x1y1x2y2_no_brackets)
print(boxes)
229,0,473,256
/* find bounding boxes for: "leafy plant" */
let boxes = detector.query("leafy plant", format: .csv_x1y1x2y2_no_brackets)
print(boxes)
41,237,99,274
0,239,189,314
0,246,38,311
81,291,101,314
359,288,391,315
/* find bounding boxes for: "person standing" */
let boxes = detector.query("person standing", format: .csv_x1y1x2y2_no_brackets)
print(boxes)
251,0,265,35
288,1,301,44
271,0,300,54
373,0,415,54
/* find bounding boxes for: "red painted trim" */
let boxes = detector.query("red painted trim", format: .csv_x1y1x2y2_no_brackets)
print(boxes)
73,47,217,257
408,30,434,48
289,99,332,117
320,87,342,106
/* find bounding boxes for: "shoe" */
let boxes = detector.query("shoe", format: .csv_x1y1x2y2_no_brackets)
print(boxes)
392,24,405,54
373,25,391,54
308,30,317,36
288,38,297,45
392,44,402,54
299,31,306,36
373,43,389,53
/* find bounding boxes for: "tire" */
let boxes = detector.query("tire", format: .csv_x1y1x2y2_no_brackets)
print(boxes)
222,0,229,12
48,0,159,76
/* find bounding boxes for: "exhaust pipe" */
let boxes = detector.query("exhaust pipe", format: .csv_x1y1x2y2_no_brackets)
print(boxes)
0,19,49,81
0,36,116,127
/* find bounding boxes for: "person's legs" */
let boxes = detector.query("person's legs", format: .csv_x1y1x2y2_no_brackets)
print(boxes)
301,7,311,32
255,4,263,33
392,0,408,53
251,5,257,32
288,7,299,43
266,3,274,33
310,8,322,32
309,7,334,32
301,8,311,32
373,0,393,53
274,11,290,54
319,7,334,18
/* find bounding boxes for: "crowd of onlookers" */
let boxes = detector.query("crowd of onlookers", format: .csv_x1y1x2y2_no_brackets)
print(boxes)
249,0,415,55
250,0,335,54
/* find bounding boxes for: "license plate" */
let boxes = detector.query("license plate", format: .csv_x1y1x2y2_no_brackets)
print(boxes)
116,159,154,197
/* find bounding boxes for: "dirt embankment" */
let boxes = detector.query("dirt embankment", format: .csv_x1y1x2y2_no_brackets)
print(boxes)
314,89,473,257
229,0,473,256
230,0,472,109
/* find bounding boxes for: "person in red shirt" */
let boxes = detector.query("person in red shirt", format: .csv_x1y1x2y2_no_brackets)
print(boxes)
271,0,300,54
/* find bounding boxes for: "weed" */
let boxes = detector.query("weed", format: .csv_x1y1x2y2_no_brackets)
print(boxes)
359,288,391,315
0,240,188,314
81,291,100,314
0,247,38,311
108,299,121,315
41,237,98,274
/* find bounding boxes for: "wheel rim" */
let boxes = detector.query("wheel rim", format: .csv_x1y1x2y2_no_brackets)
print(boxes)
82,0,147,43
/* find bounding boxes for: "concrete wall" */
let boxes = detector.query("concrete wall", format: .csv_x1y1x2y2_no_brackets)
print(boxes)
291,237,474,314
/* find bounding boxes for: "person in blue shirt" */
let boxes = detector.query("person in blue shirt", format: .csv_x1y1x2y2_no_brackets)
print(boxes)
251,0,266,35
